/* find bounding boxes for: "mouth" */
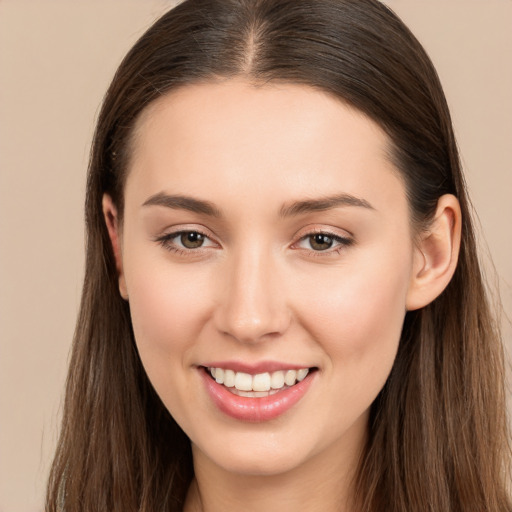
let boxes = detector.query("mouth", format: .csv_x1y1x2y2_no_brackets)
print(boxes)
199,365,318,422
204,366,315,397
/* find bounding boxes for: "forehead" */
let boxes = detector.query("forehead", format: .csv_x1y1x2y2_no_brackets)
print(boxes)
125,80,405,215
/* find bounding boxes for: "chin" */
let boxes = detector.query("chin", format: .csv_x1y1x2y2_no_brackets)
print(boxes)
214,451,308,477
192,430,317,477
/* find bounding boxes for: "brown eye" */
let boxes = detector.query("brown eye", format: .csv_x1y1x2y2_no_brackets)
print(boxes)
308,234,334,251
180,231,205,249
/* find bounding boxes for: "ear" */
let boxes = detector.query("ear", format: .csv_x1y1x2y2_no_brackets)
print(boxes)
102,194,128,300
406,194,462,311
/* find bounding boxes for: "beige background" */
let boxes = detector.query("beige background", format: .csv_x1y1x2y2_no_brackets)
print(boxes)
0,1,511,511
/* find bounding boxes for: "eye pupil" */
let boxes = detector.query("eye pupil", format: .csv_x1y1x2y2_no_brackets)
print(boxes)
310,234,333,251
180,232,205,249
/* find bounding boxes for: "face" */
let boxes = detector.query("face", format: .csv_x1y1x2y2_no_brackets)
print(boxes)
113,80,421,478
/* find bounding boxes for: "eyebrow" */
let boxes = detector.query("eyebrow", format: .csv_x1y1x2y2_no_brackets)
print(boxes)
279,193,375,217
142,192,221,217
142,191,374,218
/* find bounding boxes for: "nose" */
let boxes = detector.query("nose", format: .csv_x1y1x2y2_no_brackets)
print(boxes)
213,246,291,344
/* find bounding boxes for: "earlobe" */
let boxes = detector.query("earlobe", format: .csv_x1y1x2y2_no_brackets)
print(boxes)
102,194,128,300
406,194,462,311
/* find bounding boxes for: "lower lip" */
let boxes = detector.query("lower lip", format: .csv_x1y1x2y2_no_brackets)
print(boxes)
199,368,315,422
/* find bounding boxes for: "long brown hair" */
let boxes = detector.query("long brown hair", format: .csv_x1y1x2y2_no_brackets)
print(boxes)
46,1,511,510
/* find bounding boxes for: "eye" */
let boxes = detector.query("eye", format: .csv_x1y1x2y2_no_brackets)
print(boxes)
179,231,207,249
156,229,217,253
295,231,353,252
306,233,335,251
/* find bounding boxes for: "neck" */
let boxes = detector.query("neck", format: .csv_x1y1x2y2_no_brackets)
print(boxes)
183,422,366,512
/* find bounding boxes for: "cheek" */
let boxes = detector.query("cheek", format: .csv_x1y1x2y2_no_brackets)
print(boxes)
296,250,412,381
123,258,216,427
294,264,410,438
124,254,213,367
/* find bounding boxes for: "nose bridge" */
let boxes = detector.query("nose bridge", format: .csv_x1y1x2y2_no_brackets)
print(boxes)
215,241,289,343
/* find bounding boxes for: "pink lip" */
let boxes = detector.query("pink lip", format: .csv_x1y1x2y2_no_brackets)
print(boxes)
203,360,310,374
199,367,316,422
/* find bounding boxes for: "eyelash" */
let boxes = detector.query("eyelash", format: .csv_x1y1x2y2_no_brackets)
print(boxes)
155,229,354,257
293,230,354,256
155,229,215,256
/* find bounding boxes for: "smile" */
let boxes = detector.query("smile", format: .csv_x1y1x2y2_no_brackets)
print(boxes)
200,365,317,422
208,367,310,396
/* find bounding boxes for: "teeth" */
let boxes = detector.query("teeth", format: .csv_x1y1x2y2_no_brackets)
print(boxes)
284,370,297,386
234,372,253,391
252,372,271,392
208,367,310,392
297,368,309,381
270,370,285,389
215,368,224,384
223,369,235,388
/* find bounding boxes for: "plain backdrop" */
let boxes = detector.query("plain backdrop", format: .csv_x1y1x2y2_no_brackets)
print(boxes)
0,1,511,511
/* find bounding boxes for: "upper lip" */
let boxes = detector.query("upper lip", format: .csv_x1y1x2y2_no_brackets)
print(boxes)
199,360,315,374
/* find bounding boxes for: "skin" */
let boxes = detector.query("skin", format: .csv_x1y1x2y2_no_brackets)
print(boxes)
103,80,461,512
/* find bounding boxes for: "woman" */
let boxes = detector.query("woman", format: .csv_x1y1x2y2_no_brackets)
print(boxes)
46,0,511,510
